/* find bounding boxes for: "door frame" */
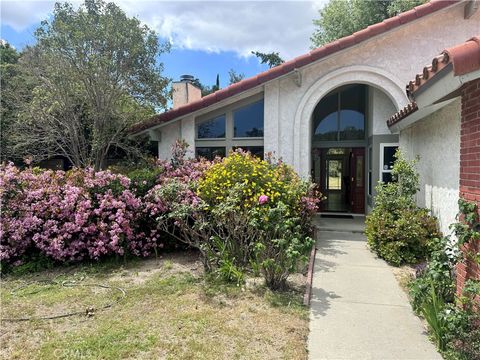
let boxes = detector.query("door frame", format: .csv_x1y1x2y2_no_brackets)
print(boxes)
313,146,367,214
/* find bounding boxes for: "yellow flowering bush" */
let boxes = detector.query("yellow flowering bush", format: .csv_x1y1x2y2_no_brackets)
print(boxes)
197,150,303,210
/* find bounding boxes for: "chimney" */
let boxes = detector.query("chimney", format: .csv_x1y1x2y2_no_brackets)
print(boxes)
172,74,202,109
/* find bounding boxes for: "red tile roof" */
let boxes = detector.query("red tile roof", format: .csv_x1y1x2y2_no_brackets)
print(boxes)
387,102,418,127
406,35,480,97
389,34,480,127
131,0,458,135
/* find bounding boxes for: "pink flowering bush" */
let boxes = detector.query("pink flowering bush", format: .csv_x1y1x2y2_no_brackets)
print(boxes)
0,140,321,285
0,163,160,268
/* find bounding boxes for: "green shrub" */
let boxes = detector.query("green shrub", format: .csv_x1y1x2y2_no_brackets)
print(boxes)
155,151,320,290
365,150,440,265
250,202,314,290
408,237,456,313
127,167,163,197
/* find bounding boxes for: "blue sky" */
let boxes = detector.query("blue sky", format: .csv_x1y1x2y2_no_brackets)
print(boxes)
0,1,327,88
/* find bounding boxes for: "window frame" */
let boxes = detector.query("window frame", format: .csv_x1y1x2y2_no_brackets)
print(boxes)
379,143,399,183
195,94,264,157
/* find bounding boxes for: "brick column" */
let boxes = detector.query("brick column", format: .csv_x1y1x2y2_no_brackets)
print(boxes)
457,78,480,298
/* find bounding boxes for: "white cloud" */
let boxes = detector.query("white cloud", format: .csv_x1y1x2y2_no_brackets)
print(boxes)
1,0,327,58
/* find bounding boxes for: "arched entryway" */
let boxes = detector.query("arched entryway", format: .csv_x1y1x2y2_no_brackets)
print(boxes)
292,65,407,214
312,84,367,213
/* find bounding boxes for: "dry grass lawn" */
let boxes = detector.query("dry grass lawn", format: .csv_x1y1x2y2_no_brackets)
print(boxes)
0,252,309,360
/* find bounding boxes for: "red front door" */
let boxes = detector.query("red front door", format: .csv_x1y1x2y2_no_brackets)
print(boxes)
349,148,365,214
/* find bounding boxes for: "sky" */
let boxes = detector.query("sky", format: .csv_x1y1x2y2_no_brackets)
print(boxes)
0,0,328,88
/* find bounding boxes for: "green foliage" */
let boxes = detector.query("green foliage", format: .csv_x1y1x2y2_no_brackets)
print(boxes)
408,237,456,313
251,202,314,290
126,167,163,197
407,198,480,359
207,236,245,285
155,152,320,290
228,69,245,84
0,41,21,162
451,199,480,247
10,0,170,169
251,51,285,68
366,150,440,265
193,74,221,96
420,282,449,351
311,0,427,47
367,207,440,265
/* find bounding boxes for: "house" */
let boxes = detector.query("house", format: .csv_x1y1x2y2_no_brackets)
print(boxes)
131,0,479,218
388,34,480,296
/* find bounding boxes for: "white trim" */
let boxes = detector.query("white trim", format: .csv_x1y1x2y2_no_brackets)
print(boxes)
379,143,399,182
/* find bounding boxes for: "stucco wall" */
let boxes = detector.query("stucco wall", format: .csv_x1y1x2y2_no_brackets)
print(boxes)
152,2,476,182
158,121,180,160
264,3,478,177
399,99,461,236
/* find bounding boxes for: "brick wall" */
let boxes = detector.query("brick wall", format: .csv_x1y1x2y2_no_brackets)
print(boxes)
457,78,480,298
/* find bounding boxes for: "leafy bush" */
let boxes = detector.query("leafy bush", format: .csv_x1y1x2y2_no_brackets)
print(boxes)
409,237,456,313
152,150,320,289
251,202,314,289
407,200,480,359
365,150,440,265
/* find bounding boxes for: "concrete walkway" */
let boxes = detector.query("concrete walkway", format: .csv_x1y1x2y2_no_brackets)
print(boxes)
308,216,441,360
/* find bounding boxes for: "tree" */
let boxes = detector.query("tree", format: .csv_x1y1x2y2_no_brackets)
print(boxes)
193,74,220,96
10,0,170,170
311,0,427,47
0,42,21,162
251,51,284,68
228,69,245,84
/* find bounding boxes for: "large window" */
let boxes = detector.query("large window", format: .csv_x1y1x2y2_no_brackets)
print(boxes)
313,84,366,142
196,115,226,139
233,99,264,138
195,96,264,160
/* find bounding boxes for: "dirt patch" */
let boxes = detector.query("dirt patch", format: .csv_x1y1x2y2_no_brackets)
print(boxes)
392,265,415,293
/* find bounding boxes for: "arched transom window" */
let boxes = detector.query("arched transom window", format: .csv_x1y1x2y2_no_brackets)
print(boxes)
313,84,366,142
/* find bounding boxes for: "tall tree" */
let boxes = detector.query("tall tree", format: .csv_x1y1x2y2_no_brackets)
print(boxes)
10,0,170,170
193,74,221,96
251,51,285,68
311,0,427,47
228,69,245,84
0,42,20,161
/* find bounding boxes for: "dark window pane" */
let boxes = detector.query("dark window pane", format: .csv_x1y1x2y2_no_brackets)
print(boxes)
313,93,338,141
382,172,393,183
195,147,226,160
383,146,398,171
339,85,365,140
197,115,226,139
232,146,264,159
233,100,264,138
